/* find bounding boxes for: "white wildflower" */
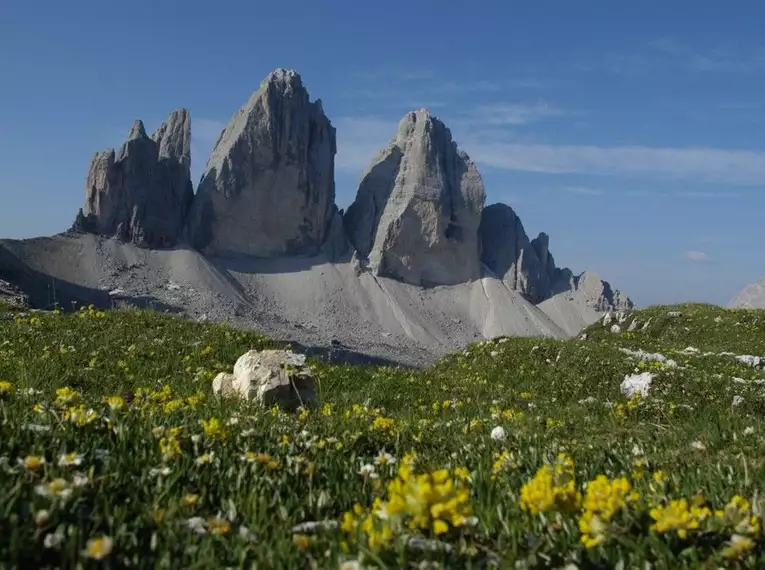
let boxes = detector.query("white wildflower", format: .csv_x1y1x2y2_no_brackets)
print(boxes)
374,452,396,466
490,426,507,442
44,528,66,549
35,478,73,501
358,463,378,479
58,452,83,467
186,517,208,534
72,473,89,488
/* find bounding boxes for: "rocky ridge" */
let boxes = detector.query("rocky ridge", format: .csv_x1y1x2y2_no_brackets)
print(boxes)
1,67,635,365
479,202,632,313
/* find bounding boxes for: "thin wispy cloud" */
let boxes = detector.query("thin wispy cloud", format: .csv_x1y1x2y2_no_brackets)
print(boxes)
648,38,765,74
468,103,568,126
462,142,765,185
563,186,603,196
341,69,543,113
674,190,744,198
334,116,398,172
683,250,710,262
333,113,765,185
575,39,765,77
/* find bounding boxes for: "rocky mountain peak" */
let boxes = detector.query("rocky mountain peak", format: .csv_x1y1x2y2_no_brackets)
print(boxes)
127,120,148,141
152,109,191,168
185,68,339,258
569,270,633,312
73,110,193,248
265,68,302,89
344,109,485,286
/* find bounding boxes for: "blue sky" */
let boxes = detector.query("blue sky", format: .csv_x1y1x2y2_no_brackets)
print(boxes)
2,0,764,307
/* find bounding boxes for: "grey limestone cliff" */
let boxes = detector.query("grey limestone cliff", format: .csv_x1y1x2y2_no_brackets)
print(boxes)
73,110,193,248
479,202,633,311
185,69,338,258
344,109,485,286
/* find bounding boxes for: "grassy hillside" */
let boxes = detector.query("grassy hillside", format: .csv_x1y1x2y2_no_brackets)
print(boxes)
1,302,764,568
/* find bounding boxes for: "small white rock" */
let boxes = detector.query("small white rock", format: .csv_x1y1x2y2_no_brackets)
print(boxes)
620,372,654,398
735,355,762,368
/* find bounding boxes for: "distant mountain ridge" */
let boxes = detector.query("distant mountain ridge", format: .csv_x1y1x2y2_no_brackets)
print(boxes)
2,68,633,365
729,277,765,309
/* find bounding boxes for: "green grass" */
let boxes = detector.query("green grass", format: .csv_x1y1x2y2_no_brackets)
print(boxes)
1,301,765,568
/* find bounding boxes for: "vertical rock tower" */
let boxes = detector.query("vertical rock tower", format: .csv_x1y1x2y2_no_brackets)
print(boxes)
185,69,338,257
344,109,486,286
73,110,193,248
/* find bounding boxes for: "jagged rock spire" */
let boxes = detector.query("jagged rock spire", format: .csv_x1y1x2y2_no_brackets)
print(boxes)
185,68,339,258
344,108,485,286
73,109,193,248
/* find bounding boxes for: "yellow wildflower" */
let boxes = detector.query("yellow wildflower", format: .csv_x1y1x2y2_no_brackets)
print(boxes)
55,387,80,406
159,437,181,461
578,475,639,548
181,493,200,507
292,533,311,550
721,534,755,560
104,396,126,411
64,405,98,426
162,399,185,414
200,417,228,440
520,454,581,515
650,498,711,539
207,516,230,535
20,455,46,471
715,495,761,536
83,536,113,560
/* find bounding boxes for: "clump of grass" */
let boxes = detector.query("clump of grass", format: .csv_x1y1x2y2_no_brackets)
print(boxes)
1,303,765,567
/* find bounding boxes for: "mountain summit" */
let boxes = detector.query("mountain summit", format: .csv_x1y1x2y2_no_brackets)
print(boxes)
73,109,193,248
344,109,485,286
185,68,339,258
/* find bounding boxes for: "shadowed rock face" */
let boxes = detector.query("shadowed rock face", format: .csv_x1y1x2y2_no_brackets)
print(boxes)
479,204,569,303
73,110,193,248
479,202,633,311
344,109,485,286
185,68,337,258
479,204,551,303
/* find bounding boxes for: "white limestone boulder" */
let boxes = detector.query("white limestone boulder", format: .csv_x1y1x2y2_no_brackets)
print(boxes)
213,349,317,411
